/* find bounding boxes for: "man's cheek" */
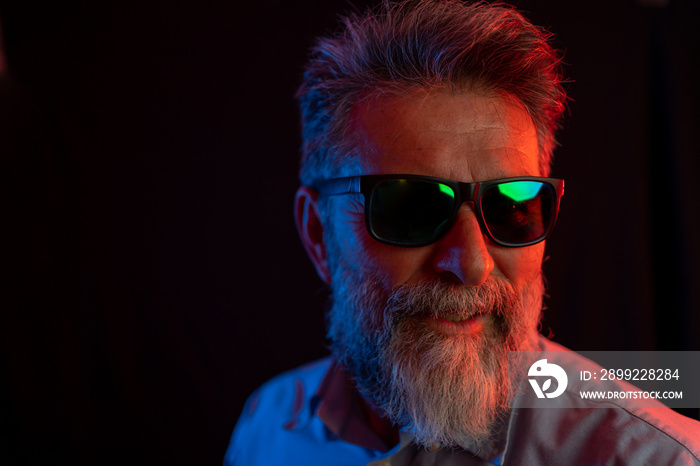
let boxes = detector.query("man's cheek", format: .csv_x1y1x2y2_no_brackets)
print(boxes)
491,246,544,291
333,218,371,265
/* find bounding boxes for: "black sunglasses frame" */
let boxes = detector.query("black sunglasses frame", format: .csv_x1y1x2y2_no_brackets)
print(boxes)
315,174,565,248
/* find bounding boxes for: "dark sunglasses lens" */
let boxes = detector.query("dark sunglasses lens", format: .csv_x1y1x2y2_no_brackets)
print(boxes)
481,181,554,245
369,179,456,244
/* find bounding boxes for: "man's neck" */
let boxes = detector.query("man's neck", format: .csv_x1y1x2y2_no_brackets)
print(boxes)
357,393,400,448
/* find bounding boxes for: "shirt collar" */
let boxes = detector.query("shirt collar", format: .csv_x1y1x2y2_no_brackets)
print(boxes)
314,358,396,452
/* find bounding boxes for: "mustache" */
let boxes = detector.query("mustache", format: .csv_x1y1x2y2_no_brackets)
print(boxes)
384,277,518,323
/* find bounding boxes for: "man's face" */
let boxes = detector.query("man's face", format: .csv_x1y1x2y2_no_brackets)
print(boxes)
321,89,545,449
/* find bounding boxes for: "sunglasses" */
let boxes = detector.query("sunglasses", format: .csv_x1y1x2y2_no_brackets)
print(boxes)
315,174,564,248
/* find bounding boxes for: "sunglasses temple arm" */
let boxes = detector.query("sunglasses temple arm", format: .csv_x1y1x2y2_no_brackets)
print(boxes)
316,176,362,195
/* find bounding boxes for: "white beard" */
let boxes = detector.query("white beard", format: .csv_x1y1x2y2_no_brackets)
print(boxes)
326,255,543,450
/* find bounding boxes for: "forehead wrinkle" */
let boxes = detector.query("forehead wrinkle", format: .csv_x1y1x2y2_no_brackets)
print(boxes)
480,95,538,167
351,90,539,180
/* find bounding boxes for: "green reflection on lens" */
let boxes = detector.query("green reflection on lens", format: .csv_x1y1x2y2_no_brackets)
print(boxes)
438,183,455,198
497,181,542,202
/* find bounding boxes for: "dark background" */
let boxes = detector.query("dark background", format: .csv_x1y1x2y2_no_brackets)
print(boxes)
1,0,698,464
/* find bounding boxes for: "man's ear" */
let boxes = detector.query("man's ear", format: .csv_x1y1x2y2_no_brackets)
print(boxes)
294,186,331,284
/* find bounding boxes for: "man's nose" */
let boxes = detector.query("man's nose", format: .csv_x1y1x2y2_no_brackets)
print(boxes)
430,204,494,286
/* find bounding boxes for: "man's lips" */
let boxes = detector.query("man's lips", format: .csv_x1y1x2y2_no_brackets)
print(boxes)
421,312,487,335
437,312,476,323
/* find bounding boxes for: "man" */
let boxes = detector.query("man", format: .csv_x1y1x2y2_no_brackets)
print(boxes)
226,1,700,464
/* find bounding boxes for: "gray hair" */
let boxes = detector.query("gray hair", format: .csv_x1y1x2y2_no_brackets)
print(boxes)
296,0,567,186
